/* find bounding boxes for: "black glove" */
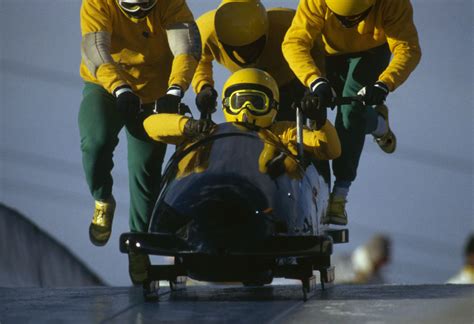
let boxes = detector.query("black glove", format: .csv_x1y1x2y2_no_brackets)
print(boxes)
195,85,218,115
183,118,215,139
299,90,327,130
155,85,182,114
358,81,389,105
114,86,141,118
310,77,335,109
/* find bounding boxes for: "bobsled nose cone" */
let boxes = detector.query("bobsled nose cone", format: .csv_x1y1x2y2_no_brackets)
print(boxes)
186,186,276,253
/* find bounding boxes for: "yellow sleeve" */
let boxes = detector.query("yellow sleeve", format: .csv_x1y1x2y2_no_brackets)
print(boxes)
378,0,422,91
273,121,341,160
303,121,341,160
161,0,198,90
80,0,112,35
95,63,130,95
168,54,199,91
143,113,189,145
282,0,325,88
161,0,194,28
80,0,127,93
192,12,216,93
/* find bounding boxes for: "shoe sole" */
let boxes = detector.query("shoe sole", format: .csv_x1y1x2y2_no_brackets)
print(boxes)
375,104,397,154
379,130,397,154
89,224,111,246
327,216,348,226
321,213,348,226
129,254,151,285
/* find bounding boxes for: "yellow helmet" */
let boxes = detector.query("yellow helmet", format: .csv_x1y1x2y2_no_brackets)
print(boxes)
215,0,268,47
222,68,279,128
326,0,375,16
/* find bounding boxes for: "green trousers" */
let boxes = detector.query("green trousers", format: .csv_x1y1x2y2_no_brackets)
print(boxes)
78,82,166,232
326,43,391,183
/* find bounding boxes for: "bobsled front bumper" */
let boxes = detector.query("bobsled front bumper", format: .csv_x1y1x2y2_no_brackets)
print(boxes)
119,231,347,257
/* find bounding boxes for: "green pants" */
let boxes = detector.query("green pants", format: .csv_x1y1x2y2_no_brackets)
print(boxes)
78,82,166,232
326,43,391,183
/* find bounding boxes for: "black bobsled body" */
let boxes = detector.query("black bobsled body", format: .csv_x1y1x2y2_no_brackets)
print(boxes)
120,123,347,295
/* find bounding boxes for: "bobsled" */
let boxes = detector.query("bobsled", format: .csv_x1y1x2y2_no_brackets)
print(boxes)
120,119,348,301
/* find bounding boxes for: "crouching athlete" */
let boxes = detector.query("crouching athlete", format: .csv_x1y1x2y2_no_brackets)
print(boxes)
143,68,341,169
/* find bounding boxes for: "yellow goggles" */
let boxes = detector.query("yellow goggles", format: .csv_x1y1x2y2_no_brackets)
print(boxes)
225,90,272,116
119,0,157,13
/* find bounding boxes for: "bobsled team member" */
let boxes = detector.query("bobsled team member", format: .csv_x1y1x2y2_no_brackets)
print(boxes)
333,234,391,284
447,234,474,284
144,68,341,163
282,0,421,225
79,0,200,284
192,0,324,121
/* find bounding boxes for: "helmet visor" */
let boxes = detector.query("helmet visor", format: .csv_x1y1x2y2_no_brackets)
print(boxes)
119,0,157,13
221,35,266,67
226,90,271,115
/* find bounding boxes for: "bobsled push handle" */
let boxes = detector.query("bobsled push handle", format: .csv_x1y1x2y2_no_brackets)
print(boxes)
294,96,363,160
296,105,305,160
333,96,364,106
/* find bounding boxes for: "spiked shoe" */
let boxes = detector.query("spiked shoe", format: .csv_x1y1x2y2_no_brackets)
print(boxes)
322,194,348,225
129,253,151,285
374,104,396,154
89,196,116,246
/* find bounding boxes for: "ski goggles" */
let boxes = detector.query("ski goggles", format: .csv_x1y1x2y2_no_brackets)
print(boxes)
224,89,273,115
118,0,157,13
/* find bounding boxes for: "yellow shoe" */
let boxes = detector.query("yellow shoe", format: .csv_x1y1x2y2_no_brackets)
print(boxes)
374,104,397,154
322,194,348,225
89,196,116,246
128,253,151,285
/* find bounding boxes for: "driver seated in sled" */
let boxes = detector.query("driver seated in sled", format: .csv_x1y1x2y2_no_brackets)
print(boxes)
143,68,341,166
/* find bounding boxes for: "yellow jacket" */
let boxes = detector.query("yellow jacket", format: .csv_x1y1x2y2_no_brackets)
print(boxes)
282,0,421,91
143,114,341,161
192,7,324,93
270,120,341,161
80,0,198,103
